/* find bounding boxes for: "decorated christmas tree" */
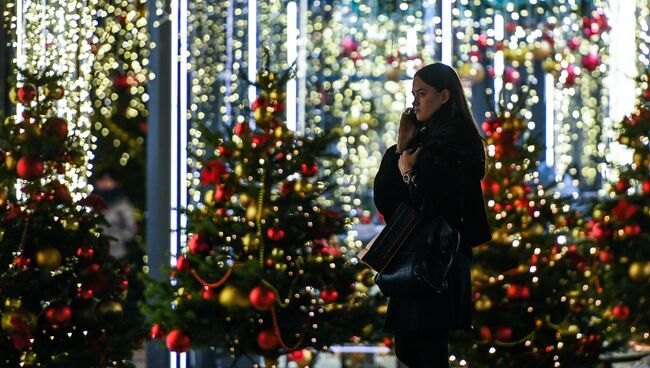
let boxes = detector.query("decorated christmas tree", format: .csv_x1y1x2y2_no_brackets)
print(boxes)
451,84,601,367
0,72,146,366
579,73,650,353
144,55,379,365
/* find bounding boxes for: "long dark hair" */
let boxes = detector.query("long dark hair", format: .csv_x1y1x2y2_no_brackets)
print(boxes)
414,63,488,168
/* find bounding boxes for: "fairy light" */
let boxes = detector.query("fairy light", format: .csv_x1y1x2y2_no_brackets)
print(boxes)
441,0,452,65
493,12,504,108
248,0,257,105
545,73,555,167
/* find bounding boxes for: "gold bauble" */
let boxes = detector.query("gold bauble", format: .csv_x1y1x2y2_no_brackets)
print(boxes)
533,40,553,60
241,233,260,249
218,285,250,307
362,323,374,336
292,349,313,367
629,262,644,281
204,190,214,204
239,193,252,206
356,268,375,287
21,351,38,365
294,179,313,195
542,59,560,73
36,247,62,269
96,300,124,315
475,295,492,311
5,152,15,170
245,204,258,221
0,185,7,206
234,163,244,176
643,261,650,279
1,311,36,331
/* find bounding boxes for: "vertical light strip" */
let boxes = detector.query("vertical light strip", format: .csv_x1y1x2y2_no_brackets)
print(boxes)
493,13,504,108
407,28,418,57
441,0,452,65
169,3,179,367
179,353,187,368
297,0,308,133
15,0,25,123
179,0,189,252
225,0,235,124
544,73,555,167
286,1,297,131
248,0,257,105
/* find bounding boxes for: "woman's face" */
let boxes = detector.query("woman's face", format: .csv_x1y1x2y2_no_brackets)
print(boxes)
411,76,449,122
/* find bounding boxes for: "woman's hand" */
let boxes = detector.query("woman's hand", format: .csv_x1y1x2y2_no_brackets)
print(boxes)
397,108,417,153
398,147,422,175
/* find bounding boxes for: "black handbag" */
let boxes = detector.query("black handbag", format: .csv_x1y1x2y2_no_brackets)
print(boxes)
358,201,461,298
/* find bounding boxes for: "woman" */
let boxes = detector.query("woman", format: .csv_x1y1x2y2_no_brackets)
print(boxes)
373,63,492,367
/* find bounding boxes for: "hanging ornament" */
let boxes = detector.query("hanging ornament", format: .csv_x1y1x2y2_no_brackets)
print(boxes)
612,304,630,320
598,249,614,263
300,163,319,177
188,233,210,254
340,37,359,55
44,117,68,139
561,65,578,87
16,156,44,181
582,52,601,72
201,287,215,300
474,295,493,311
287,349,313,366
250,285,276,311
567,37,581,51
45,304,72,328
257,329,280,350
641,178,650,195
150,324,165,339
246,203,258,221
16,84,37,104
495,326,513,341
96,300,124,315
480,326,492,340
320,289,339,304
166,329,191,352
503,66,520,85
36,247,62,269
533,40,553,60
234,122,251,137
267,227,285,241
175,255,190,271
44,82,65,100
219,285,251,307
629,262,645,281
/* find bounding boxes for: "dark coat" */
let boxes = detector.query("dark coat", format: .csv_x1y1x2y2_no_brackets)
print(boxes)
373,123,491,333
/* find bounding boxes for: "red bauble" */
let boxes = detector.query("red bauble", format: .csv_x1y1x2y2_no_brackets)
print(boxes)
300,163,319,177
503,66,520,85
480,326,492,340
477,34,489,49
176,255,189,271
321,289,339,304
76,247,94,259
250,285,276,311
624,224,641,236
615,179,630,193
496,326,513,341
568,37,581,51
215,184,232,202
257,329,279,350
287,350,305,361
599,249,614,263
612,304,630,320
188,233,209,254
77,287,94,299
383,336,393,348
44,117,68,139
562,65,578,87
340,37,359,54
234,122,250,137
151,324,165,339
642,179,650,195
17,84,37,104
582,52,600,72
201,288,215,300
16,156,44,181
267,227,285,241
45,304,72,328
280,181,294,197
217,146,232,157
166,329,191,352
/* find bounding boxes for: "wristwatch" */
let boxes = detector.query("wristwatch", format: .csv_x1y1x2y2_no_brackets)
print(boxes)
402,170,416,184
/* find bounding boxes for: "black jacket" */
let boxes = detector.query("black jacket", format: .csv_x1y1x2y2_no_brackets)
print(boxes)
373,123,491,333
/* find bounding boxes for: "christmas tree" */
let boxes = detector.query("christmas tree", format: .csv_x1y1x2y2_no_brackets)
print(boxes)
0,72,145,367
144,56,379,365
580,73,650,353
451,84,601,367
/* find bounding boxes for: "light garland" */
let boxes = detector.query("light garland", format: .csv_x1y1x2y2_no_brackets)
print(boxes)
8,0,97,199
